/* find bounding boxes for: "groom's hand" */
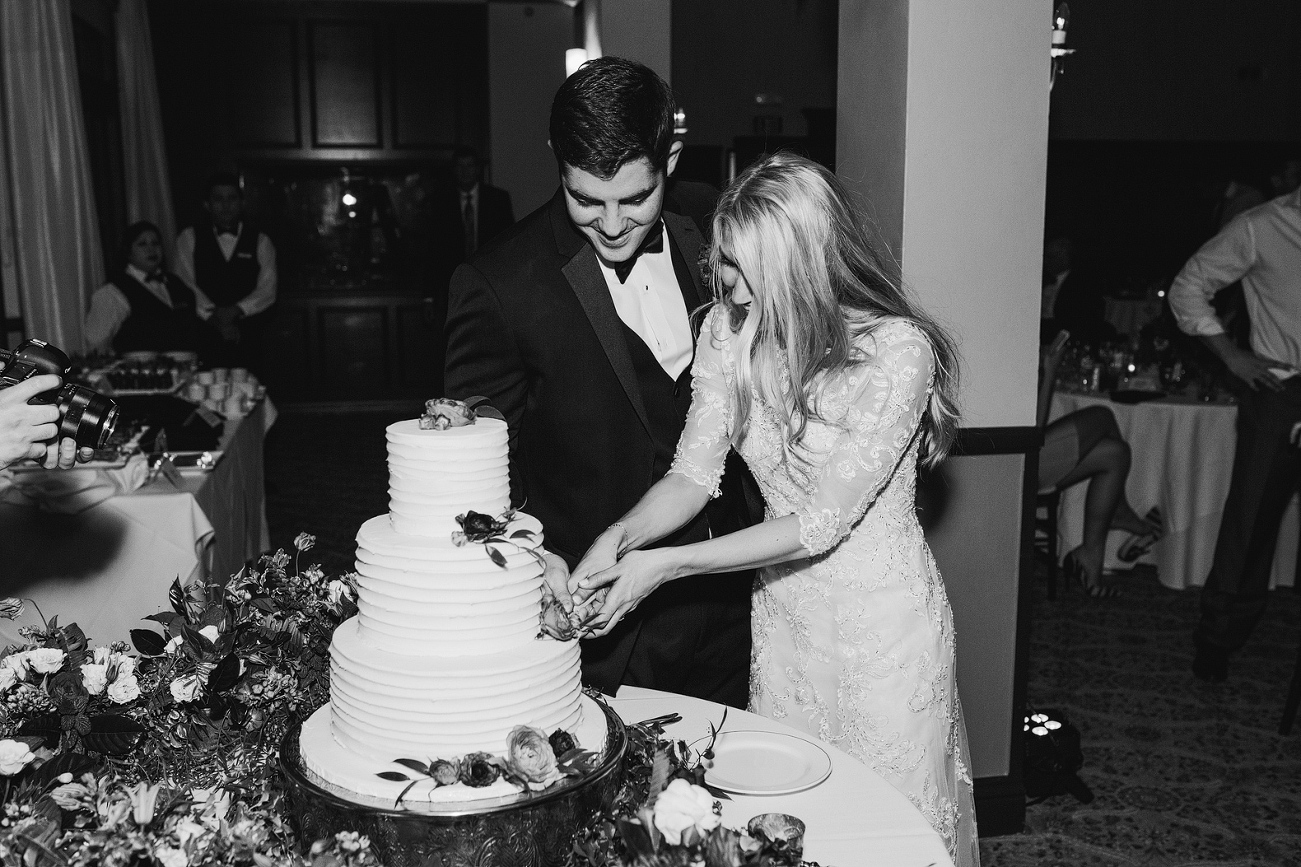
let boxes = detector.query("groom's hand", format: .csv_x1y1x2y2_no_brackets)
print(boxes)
542,552,574,612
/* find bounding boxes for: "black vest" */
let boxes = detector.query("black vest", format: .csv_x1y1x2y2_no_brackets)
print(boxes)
192,224,261,308
111,271,206,355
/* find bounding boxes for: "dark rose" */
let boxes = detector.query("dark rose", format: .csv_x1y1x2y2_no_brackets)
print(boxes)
429,759,459,786
420,398,474,431
506,726,559,789
538,595,576,641
456,511,502,540
48,671,89,715
458,752,500,788
548,729,578,758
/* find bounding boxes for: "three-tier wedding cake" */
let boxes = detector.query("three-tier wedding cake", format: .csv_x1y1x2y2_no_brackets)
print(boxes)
297,410,604,805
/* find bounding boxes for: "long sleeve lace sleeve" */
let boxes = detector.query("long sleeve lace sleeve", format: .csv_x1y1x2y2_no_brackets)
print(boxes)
798,322,935,556
667,306,736,498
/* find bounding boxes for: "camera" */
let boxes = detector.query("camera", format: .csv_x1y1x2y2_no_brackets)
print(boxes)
0,339,119,450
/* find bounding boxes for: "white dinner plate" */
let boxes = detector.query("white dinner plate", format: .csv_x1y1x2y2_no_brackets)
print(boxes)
706,730,832,796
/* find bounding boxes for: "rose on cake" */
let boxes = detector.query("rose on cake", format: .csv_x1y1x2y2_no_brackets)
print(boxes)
420,398,475,430
507,725,563,791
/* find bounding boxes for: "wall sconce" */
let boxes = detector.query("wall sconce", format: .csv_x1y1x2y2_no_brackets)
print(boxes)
1050,2,1074,91
673,108,687,136
565,48,588,78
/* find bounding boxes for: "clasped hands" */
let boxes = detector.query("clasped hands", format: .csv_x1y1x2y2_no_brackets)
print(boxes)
541,525,674,639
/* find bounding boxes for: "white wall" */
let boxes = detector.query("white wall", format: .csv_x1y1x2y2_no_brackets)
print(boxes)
600,0,671,84
487,3,572,217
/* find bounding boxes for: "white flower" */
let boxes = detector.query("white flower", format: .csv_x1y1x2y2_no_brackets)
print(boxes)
175,818,206,847
90,646,112,665
198,625,220,644
81,662,109,696
131,781,162,826
27,648,65,674
326,579,354,609
169,674,203,703
0,739,36,776
50,781,90,811
652,778,721,845
1,652,30,681
293,532,316,552
303,565,324,584
154,846,188,867
164,635,184,655
107,671,140,704
0,664,18,694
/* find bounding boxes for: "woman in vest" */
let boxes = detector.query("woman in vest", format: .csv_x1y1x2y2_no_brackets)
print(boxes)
85,221,211,358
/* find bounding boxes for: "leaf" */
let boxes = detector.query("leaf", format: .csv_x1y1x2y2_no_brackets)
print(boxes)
131,629,167,656
29,750,97,786
394,777,423,808
84,715,147,756
376,771,410,782
249,598,277,613
169,578,188,620
392,758,430,776
510,530,535,540
145,611,181,629
16,713,62,746
486,545,507,568
198,606,227,630
645,748,671,810
207,653,242,693
615,817,656,858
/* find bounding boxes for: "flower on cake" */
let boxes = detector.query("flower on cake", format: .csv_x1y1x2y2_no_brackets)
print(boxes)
506,725,562,790
418,395,506,430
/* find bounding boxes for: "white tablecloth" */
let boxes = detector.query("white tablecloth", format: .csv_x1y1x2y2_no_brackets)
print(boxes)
1050,392,1297,589
607,686,954,867
0,398,276,646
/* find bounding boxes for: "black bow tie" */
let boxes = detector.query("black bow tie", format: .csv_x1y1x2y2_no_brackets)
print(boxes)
611,222,665,284
216,227,238,238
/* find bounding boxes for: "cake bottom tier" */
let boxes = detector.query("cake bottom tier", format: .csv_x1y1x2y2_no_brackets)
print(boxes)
298,693,609,808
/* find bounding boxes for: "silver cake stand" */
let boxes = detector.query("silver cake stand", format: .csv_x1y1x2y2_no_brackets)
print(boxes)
279,700,628,867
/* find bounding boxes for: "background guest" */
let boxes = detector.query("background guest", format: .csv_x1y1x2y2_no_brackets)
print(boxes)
84,221,210,358
1169,182,1301,682
1038,332,1163,596
174,172,277,377
1041,237,1112,347
447,145,514,263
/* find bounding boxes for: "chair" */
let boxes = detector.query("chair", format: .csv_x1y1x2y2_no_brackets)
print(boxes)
1035,488,1062,599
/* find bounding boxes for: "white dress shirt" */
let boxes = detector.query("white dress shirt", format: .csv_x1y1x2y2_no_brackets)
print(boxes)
461,184,480,250
596,227,694,381
84,264,172,353
174,223,277,320
1169,189,1301,368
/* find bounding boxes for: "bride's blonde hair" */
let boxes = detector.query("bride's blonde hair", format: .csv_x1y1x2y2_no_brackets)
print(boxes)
706,152,960,469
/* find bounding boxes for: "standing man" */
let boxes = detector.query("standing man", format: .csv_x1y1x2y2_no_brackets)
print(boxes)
444,57,756,707
1169,186,1301,682
175,172,277,377
450,146,515,263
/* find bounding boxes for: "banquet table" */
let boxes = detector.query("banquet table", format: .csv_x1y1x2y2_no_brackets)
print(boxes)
607,686,954,867
1049,391,1297,590
0,398,276,646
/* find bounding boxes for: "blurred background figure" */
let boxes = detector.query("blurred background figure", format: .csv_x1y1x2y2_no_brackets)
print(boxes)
84,220,210,358
1268,157,1301,198
1041,237,1112,347
174,172,277,378
446,145,514,265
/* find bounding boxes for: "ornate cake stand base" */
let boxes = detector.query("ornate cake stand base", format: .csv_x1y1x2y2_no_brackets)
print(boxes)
279,701,627,867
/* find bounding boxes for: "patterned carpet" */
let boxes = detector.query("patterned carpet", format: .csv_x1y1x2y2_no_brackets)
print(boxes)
263,410,1301,867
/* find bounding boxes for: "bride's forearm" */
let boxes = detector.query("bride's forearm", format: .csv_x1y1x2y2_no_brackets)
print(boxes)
613,472,713,553
667,514,806,578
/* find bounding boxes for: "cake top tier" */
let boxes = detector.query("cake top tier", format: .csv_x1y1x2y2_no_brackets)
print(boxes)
386,416,508,450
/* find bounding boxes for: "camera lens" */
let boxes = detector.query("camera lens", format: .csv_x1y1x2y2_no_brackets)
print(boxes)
56,384,119,450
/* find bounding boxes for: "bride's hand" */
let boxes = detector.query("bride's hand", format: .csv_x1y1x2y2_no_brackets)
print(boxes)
579,549,676,638
569,524,626,606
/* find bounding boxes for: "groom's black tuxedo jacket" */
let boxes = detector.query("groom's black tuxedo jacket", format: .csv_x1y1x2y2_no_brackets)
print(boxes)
444,184,756,703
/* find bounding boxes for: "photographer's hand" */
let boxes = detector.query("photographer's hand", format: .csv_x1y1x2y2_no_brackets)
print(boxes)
40,437,95,470
0,374,63,469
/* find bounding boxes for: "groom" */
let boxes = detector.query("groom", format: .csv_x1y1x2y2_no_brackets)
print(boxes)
444,57,756,708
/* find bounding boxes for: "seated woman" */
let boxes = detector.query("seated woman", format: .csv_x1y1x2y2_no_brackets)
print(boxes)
85,221,211,358
1039,332,1163,596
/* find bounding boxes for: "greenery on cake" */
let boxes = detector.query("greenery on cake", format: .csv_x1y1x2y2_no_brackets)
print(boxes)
0,535,811,867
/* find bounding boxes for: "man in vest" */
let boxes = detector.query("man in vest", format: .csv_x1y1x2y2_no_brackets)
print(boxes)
175,172,277,376
444,57,757,707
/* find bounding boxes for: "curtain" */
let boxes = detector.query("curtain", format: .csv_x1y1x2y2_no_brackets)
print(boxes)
115,0,176,265
0,0,102,352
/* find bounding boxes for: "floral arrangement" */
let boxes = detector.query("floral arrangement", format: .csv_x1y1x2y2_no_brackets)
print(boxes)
0,533,813,867
378,725,602,805
417,397,503,431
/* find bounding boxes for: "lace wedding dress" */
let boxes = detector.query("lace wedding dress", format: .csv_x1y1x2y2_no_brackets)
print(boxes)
670,307,980,867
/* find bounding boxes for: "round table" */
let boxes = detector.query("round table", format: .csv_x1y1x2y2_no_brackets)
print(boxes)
607,686,954,867
1049,391,1297,589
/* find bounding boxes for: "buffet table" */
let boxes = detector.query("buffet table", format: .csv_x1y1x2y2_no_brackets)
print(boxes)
1050,392,1297,590
607,686,954,867
0,398,276,646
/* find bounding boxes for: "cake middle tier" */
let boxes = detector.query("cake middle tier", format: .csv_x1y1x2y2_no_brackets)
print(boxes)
328,616,584,761
354,513,546,654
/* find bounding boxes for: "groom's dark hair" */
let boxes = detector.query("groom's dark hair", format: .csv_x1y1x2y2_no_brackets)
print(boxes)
549,56,676,179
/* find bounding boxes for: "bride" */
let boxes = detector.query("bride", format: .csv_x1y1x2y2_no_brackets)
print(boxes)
570,152,979,866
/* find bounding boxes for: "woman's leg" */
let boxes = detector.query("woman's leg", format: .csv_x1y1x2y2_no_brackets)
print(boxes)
1055,406,1150,537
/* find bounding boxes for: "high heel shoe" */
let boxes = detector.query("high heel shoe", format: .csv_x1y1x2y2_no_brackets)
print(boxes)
1063,550,1120,598
1117,506,1164,563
